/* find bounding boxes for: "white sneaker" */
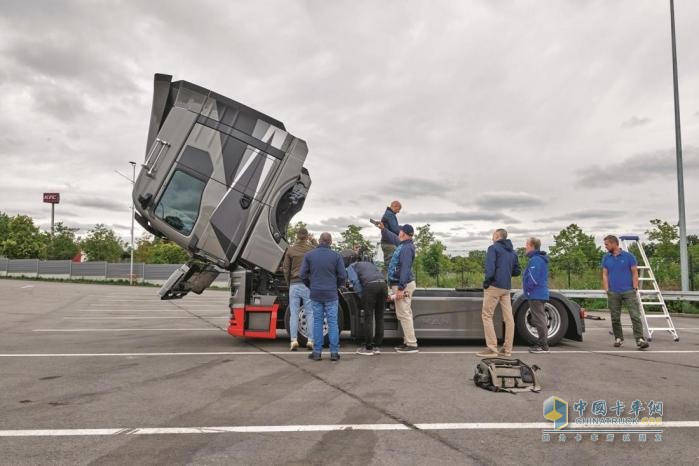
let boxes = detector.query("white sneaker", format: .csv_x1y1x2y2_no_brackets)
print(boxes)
290,340,299,351
306,340,314,350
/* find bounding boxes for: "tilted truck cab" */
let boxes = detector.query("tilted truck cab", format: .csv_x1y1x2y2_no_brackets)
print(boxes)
133,74,584,345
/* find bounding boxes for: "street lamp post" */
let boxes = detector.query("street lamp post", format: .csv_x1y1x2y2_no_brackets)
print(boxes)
129,161,136,286
669,0,689,292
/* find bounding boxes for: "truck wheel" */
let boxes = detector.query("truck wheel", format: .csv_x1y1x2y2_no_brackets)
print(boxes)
284,303,344,347
515,300,569,346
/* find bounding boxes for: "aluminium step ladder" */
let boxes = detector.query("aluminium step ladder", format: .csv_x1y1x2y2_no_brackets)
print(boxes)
619,235,679,342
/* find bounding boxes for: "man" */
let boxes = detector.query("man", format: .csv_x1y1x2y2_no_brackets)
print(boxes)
377,222,418,353
300,232,346,361
282,227,315,351
346,256,387,355
523,237,550,354
602,235,649,349
372,201,402,275
477,228,521,358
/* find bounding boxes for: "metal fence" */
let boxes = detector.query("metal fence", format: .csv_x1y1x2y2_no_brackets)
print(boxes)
0,259,230,286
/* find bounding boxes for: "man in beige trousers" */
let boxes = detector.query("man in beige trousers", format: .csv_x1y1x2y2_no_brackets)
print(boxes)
477,229,521,358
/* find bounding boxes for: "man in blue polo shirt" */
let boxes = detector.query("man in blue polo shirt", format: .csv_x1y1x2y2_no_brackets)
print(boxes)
602,235,649,349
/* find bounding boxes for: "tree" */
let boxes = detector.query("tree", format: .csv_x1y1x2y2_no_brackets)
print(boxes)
451,255,478,288
414,224,436,254
336,224,375,256
645,219,679,259
134,235,188,263
0,212,10,243
549,224,602,287
150,240,189,264
81,224,124,262
286,220,308,243
46,223,80,260
0,214,47,259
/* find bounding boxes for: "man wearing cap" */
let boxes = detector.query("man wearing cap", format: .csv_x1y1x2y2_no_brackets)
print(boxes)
282,227,315,351
377,222,418,353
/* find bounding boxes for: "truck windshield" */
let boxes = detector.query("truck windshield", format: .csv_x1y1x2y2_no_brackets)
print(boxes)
155,170,206,236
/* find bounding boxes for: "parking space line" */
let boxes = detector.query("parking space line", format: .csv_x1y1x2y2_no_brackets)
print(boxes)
63,317,229,320
3,350,699,357
0,421,696,437
32,329,222,332
77,310,226,312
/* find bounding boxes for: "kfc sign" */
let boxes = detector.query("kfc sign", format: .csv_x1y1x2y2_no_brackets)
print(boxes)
43,193,60,204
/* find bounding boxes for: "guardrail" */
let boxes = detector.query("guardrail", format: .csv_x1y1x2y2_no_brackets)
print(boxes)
0,259,230,286
554,289,699,302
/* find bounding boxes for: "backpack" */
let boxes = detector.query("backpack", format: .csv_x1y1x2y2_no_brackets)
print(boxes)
473,358,541,393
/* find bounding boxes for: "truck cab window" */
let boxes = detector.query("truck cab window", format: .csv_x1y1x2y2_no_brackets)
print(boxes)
155,170,206,236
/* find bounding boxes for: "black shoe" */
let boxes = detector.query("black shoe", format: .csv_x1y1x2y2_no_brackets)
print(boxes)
637,338,649,349
308,352,321,361
330,352,340,361
395,344,419,353
529,346,550,354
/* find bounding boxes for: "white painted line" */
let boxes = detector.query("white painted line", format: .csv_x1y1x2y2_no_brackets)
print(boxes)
585,327,699,331
3,349,699,358
64,316,229,320
20,285,34,289
78,310,227,312
0,421,696,437
32,328,222,332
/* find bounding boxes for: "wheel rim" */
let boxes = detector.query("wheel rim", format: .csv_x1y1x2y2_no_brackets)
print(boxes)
298,305,328,339
525,303,561,338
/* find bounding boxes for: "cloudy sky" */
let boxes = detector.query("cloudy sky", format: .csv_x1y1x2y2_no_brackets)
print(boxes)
1,0,697,253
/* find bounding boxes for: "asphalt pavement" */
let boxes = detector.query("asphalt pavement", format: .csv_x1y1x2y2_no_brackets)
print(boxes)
0,279,698,465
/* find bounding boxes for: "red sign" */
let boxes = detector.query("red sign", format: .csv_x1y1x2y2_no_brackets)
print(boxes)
43,193,60,204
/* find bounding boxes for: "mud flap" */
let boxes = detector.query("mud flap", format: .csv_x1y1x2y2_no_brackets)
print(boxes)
228,304,279,339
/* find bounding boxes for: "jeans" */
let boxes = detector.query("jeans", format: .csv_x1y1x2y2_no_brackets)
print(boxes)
362,281,387,348
481,286,514,353
288,283,312,341
312,300,340,354
607,290,645,340
529,300,549,349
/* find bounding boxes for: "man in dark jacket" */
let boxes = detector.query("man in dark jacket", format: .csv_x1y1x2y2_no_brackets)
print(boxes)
376,201,401,276
282,227,316,351
477,228,521,358
378,222,419,353
300,232,346,362
523,237,550,353
347,258,387,355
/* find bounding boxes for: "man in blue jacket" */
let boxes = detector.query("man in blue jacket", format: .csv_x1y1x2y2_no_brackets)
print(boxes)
523,237,550,354
477,228,521,358
378,222,418,353
346,257,387,355
300,232,347,362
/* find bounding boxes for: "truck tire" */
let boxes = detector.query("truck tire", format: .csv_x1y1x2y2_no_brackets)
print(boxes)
284,303,344,348
515,300,569,346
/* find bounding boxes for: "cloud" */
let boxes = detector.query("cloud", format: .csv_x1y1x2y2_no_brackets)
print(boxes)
537,209,624,223
401,211,520,224
474,191,546,209
576,146,699,188
621,115,651,128
380,177,453,198
70,197,130,212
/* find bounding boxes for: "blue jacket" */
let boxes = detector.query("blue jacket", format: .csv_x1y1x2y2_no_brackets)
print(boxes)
383,229,415,290
381,207,400,243
346,261,384,294
299,244,347,303
484,239,521,290
523,250,549,301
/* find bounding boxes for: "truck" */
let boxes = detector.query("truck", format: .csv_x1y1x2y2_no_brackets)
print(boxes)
132,74,585,348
